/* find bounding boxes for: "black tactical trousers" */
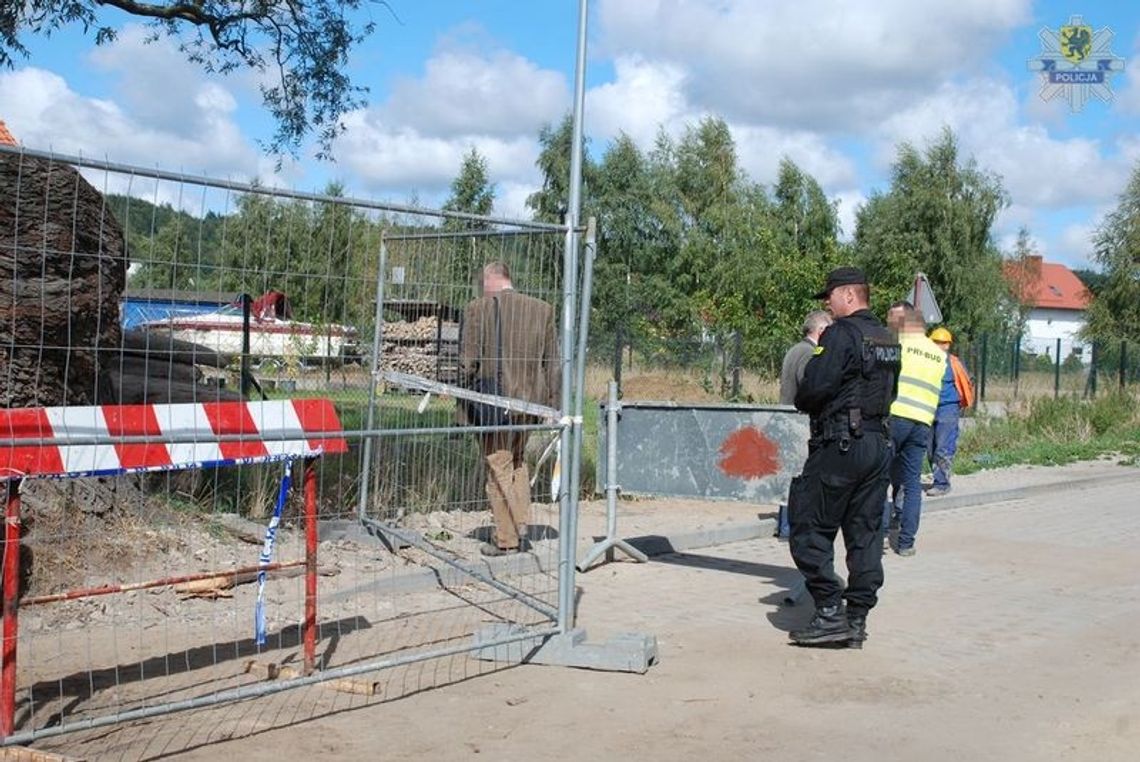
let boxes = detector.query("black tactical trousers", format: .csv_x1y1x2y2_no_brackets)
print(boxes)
788,432,891,615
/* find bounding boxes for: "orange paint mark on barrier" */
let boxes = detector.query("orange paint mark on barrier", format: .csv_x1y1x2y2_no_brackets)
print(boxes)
718,427,779,480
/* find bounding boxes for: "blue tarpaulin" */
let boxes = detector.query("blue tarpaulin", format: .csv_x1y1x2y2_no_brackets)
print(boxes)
120,297,227,330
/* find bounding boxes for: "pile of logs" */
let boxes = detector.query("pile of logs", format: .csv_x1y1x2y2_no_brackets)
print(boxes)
383,316,446,341
381,316,460,383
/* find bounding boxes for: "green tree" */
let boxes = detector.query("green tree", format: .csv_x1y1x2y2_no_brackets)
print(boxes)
773,157,840,258
212,184,373,325
307,183,374,328
1084,161,1140,342
852,128,1008,338
1072,268,1109,297
591,134,649,346
1,1,390,157
522,115,841,385
1003,225,1041,338
114,194,225,291
443,148,495,223
527,114,595,224
441,147,496,304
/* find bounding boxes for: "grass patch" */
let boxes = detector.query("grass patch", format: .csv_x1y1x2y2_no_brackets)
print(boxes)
958,392,1140,473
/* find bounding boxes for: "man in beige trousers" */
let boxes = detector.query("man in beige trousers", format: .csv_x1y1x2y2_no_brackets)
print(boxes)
459,262,560,556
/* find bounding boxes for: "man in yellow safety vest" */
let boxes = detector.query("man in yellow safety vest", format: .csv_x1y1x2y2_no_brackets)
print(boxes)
883,302,946,556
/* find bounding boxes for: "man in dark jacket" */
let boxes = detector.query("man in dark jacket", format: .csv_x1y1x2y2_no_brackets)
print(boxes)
788,267,900,648
459,262,561,556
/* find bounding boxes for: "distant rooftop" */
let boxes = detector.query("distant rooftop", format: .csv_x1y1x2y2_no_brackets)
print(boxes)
1003,255,1090,311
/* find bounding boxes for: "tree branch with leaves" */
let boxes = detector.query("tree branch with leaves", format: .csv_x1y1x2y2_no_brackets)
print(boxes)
1,0,396,158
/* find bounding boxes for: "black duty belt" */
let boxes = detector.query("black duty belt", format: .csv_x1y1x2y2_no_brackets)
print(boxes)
812,416,888,446
860,419,887,434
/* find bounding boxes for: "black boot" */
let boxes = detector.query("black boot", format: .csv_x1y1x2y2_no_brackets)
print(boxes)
789,604,849,647
847,613,868,649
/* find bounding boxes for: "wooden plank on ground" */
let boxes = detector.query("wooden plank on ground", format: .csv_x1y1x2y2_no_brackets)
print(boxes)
243,659,380,696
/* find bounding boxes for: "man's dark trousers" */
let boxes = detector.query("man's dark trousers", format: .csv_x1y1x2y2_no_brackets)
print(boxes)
885,417,931,551
788,432,891,616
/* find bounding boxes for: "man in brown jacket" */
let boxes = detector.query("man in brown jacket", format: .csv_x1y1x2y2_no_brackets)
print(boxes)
459,262,561,556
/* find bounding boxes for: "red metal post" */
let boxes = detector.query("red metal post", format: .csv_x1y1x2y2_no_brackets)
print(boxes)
2,480,22,738
303,458,318,674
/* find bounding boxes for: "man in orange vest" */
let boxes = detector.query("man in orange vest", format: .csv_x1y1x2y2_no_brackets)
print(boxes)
926,327,974,497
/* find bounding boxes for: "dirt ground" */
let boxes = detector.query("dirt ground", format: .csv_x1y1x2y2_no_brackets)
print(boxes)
12,460,1140,760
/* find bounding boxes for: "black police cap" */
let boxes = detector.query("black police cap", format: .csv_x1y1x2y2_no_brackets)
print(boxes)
812,266,868,299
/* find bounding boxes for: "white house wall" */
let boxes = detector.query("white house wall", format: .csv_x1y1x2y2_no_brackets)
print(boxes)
1023,308,1089,363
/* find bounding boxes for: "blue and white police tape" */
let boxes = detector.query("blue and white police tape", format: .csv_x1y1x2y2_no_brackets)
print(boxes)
255,461,292,646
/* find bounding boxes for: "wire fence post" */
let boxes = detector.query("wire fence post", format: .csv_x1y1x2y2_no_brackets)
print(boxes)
1087,341,1098,398
979,333,988,402
303,458,318,675
1121,339,1128,391
1054,337,1062,398
613,322,624,398
240,292,252,398
731,331,742,400
358,237,388,521
577,381,648,571
1013,335,1021,398
556,0,590,634
1,480,21,739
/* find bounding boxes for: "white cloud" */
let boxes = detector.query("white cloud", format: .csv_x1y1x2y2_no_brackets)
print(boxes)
87,25,242,140
335,112,540,197
586,55,858,198
833,189,867,241
0,61,258,183
1110,32,1140,115
384,47,568,139
596,0,1033,130
733,125,858,190
587,56,691,146
332,36,571,204
494,181,536,219
1056,222,1096,264
878,78,1131,209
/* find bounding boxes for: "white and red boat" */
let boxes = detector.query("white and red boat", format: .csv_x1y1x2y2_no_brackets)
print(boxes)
140,290,361,365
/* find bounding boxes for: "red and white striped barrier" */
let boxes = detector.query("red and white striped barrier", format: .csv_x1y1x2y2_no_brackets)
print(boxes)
0,399,348,480
0,398,349,737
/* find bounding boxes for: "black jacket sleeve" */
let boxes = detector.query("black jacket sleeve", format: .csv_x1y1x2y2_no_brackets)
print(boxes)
794,321,856,415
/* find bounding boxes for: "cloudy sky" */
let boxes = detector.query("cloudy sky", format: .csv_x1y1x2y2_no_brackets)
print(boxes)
2,0,1138,268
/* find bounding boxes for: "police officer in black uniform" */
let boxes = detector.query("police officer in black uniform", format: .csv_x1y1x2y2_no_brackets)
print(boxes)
788,267,900,648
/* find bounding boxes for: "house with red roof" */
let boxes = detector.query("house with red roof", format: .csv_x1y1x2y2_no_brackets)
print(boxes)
1003,255,1091,364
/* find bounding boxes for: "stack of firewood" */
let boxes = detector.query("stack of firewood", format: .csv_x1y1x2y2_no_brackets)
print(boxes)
378,345,443,377
383,316,445,341
380,316,460,381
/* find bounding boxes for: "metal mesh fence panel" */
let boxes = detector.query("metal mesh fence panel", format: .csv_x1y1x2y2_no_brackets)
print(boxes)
0,145,571,751
962,332,1138,403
